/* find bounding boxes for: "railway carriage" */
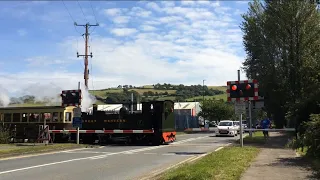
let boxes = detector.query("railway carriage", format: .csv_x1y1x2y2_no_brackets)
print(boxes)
0,106,76,142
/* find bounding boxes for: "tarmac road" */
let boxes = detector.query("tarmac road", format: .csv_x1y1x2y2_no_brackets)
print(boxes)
0,133,240,180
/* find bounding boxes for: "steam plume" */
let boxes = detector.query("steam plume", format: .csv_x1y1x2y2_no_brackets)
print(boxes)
0,86,10,107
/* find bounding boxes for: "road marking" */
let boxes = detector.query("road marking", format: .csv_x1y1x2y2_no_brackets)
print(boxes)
143,152,156,155
0,148,89,161
215,147,224,152
188,153,208,163
0,135,211,175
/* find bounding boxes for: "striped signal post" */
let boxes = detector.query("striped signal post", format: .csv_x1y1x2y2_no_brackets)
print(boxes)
227,71,259,147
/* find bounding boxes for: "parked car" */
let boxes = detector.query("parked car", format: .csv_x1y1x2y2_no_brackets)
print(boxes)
215,120,238,137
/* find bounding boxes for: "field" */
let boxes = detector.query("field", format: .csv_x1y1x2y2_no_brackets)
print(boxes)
90,85,227,103
6,85,227,107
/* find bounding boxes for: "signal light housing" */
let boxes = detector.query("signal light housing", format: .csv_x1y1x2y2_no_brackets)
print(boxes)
61,90,82,107
227,80,258,101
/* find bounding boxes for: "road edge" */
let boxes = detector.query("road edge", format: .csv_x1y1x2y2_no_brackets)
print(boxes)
139,142,233,180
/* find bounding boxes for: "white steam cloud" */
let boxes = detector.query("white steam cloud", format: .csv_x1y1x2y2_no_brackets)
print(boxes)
80,84,96,112
4,82,96,111
0,86,10,107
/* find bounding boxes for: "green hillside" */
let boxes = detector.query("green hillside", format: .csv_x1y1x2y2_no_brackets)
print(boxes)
5,84,227,107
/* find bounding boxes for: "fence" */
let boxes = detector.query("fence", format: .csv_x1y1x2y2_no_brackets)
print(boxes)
175,114,199,131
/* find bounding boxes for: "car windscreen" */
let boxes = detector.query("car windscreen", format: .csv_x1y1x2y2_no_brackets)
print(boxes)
218,122,233,126
234,122,240,125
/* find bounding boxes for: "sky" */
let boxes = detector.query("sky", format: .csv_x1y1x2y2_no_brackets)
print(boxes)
0,0,251,97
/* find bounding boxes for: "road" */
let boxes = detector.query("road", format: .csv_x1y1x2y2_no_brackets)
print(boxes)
0,133,240,180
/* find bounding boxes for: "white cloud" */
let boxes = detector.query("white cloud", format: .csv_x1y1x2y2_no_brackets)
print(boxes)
1,1,247,99
112,16,130,24
145,2,162,12
140,25,157,31
17,29,27,36
110,28,138,36
103,8,124,16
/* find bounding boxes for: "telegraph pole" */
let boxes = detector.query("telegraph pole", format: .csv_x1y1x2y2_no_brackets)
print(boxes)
76,22,99,89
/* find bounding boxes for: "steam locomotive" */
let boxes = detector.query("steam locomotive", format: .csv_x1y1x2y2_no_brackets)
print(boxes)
80,100,176,145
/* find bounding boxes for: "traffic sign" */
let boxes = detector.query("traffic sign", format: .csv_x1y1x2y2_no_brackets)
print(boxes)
72,117,82,128
73,107,82,118
235,101,246,115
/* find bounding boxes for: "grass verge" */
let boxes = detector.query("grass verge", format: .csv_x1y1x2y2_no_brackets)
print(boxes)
0,143,91,158
237,131,266,145
158,146,260,180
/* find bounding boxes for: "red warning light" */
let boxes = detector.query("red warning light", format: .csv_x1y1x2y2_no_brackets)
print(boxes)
231,85,237,91
245,84,251,90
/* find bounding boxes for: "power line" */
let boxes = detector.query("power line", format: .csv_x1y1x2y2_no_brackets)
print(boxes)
89,1,99,34
61,0,81,35
89,1,98,24
77,0,88,23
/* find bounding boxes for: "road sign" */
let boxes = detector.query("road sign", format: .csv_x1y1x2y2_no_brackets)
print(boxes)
72,117,82,128
235,101,246,115
73,107,82,118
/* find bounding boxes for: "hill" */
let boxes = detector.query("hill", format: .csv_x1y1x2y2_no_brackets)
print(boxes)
90,84,227,104
5,84,227,107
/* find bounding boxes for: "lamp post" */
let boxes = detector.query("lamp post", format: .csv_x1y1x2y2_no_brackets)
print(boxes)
202,79,206,128
202,79,205,103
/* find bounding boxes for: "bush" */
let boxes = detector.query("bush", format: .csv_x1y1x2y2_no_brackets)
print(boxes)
0,125,10,144
301,114,320,158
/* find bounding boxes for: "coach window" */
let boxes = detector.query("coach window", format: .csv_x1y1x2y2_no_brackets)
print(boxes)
53,112,59,122
65,112,72,122
12,113,20,122
22,113,28,122
29,113,39,122
43,113,51,123
4,113,11,122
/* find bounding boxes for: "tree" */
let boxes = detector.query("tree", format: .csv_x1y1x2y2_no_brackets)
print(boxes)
198,99,234,122
241,0,320,128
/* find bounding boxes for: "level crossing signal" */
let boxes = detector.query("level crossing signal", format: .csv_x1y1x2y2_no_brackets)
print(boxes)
227,80,258,102
61,90,82,107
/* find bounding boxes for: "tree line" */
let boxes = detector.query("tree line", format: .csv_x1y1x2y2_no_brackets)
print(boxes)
241,0,320,158
104,83,225,103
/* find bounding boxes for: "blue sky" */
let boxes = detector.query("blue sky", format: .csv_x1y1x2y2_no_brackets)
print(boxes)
0,0,250,97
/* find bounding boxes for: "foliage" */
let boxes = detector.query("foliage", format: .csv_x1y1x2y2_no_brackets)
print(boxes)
0,125,10,144
241,0,320,129
300,114,320,158
198,99,235,121
105,89,142,104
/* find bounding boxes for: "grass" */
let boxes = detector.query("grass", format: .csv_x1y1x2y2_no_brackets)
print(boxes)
90,88,177,99
235,131,266,145
208,86,227,92
159,146,260,180
0,143,91,158
186,94,227,101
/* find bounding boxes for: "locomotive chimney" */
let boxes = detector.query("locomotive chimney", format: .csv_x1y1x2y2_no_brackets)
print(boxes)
92,104,97,115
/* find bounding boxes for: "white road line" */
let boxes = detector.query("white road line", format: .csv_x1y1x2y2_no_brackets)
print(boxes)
143,153,156,155
0,148,90,161
215,147,224,152
0,135,211,175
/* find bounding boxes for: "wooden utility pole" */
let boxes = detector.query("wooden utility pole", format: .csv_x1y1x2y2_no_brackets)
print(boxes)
76,22,99,89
